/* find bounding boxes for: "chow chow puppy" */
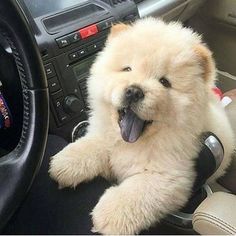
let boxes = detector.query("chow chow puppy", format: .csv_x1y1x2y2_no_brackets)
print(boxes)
49,18,235,234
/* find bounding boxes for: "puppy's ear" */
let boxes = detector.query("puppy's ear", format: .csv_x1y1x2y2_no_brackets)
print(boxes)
108,23,130,39
194,44,216,82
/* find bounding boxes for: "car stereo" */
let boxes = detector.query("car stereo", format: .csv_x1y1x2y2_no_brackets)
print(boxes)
17,0,139,140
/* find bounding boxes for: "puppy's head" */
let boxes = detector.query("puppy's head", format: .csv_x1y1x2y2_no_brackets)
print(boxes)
89,18,216,143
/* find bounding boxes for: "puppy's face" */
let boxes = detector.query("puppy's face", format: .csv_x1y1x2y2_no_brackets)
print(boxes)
90,19,215,143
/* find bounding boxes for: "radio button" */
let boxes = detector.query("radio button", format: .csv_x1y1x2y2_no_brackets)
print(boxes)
87,41,104,53
56,36,70,48
69,52,79,61
48,77,61,93
57,110,69,123
78,49,87,58
54,97,69,123
54,99,62,109
87,45,97,53
87,43,99,53
44,63,56,78
68,32,81,43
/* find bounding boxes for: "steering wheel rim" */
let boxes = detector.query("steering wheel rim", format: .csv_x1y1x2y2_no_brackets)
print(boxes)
0,0,49,230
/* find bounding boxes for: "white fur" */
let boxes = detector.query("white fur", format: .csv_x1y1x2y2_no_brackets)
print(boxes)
49,18,235,234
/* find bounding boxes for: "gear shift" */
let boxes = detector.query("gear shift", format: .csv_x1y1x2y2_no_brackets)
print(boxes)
165,132,224,228
193,132,224,193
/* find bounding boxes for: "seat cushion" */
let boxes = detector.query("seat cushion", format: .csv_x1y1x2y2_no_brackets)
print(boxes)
193,192,236,235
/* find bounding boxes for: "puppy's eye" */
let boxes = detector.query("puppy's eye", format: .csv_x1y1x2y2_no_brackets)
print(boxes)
159,77,171,88
122,66,132,72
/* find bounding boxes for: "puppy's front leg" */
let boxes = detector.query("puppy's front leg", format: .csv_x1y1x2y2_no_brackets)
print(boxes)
49,135,110,188
92,172,193,235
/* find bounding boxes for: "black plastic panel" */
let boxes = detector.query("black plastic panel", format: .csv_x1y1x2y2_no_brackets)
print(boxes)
16,0,139,141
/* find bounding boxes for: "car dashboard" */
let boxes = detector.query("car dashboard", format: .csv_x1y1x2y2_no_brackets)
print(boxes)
1,0,206,142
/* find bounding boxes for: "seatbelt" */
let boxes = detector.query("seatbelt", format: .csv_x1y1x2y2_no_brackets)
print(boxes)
0,80,12,129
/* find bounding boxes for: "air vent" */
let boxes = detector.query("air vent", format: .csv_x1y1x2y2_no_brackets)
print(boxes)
112,0,127,5
133,0,144,3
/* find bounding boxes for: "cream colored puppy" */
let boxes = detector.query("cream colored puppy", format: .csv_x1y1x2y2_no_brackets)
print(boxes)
49,18,235,234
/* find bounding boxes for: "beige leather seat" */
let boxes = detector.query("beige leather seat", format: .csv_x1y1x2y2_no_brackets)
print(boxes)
193,192,236,234
193,89,236,235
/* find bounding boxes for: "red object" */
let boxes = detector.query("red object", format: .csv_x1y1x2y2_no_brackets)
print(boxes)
212,87,223,99
79,24,98,39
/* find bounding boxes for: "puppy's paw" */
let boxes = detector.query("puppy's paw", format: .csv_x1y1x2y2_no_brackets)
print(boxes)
91,187,141,235
49,152,85,188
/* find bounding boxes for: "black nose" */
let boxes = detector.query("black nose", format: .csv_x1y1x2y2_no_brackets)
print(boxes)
125,85,144,104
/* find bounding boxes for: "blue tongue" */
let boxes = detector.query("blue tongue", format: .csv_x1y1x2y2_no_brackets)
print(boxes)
119,108,145,143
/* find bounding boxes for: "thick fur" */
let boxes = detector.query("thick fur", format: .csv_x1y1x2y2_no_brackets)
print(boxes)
49,18,235,234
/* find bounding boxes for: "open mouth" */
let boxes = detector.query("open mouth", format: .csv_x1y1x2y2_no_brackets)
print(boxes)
118,107,153,143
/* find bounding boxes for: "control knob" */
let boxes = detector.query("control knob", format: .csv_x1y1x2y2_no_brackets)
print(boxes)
64,95,83,114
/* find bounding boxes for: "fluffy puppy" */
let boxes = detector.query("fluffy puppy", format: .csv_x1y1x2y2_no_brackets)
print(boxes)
49,18,235,234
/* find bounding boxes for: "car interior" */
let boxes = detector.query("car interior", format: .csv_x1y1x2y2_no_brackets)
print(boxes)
0,0,235,234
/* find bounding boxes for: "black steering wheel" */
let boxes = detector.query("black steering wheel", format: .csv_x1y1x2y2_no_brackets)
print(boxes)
0,0,49,230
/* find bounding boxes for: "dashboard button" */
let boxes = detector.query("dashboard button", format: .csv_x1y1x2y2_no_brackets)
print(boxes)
57,110,69,123
97,18,114,31
78,49,87,58
48,77,61,93
56,36,70,48
87,44,98,53
44,63,56,78
69,52,79,61
68,31,81,43
87,41,104,53
79,24,98,39
54,97,69,123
